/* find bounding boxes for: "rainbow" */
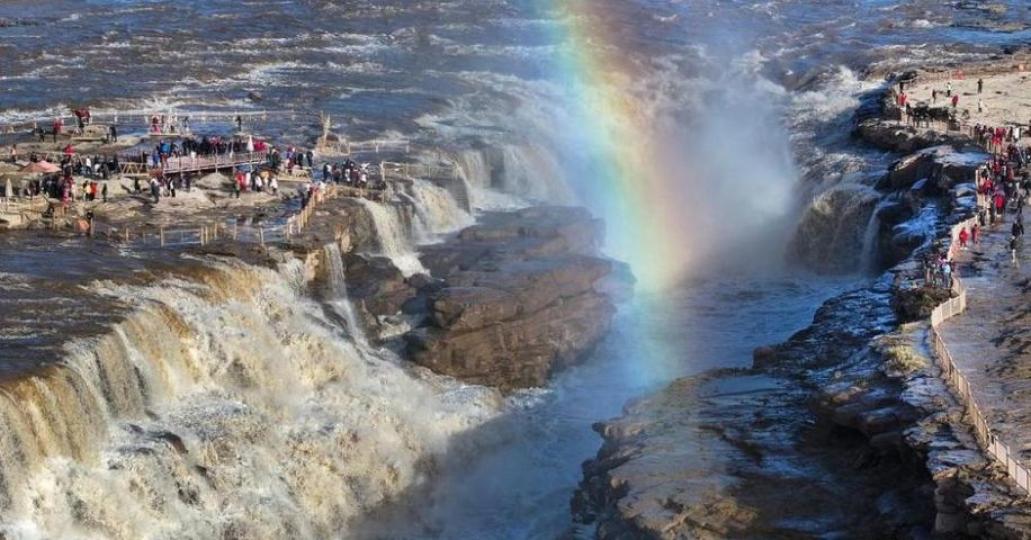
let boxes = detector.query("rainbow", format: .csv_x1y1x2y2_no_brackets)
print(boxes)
546,0,690,291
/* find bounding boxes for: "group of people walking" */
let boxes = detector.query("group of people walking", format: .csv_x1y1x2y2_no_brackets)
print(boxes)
322,159,381,189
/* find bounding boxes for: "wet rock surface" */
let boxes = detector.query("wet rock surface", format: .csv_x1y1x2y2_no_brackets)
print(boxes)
574,277,939,539
403,206,620,390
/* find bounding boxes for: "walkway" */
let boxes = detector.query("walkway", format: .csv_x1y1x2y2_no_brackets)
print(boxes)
938,214,1031,466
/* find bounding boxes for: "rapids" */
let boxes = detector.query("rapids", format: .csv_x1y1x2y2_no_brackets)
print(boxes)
0,256,500,539
3,0,1031,538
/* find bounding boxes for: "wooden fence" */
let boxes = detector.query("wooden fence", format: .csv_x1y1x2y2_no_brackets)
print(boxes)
0,110,281,135
152,152,270,175
82,183,343,249
927,215,1031,494
316,139,410,157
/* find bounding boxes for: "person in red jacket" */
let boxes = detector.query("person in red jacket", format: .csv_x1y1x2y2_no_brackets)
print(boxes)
952,94,959,109
959,227,970,248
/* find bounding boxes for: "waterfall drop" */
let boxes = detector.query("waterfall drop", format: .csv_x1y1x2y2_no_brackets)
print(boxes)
355,199,427,277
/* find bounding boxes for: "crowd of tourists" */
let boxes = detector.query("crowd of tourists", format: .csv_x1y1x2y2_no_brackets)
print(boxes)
321,159,384,189
932,131,1031,288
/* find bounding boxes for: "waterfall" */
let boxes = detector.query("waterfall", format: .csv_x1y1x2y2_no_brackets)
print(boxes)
322,243,365,344
858,202,885,274
355,199,427,277
499,143,573,203
0,259,501,539
406,179,474,243
452,147,556,211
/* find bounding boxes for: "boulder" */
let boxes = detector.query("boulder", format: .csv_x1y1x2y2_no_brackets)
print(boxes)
402,205,619,389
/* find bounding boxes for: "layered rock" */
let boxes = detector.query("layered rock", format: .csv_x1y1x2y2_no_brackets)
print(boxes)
574,278,942,539
403,206,621,390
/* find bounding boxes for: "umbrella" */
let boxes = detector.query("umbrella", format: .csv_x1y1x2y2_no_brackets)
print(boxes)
21,161,60,174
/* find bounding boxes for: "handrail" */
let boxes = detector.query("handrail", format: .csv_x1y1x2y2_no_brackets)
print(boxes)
927,215,1031,494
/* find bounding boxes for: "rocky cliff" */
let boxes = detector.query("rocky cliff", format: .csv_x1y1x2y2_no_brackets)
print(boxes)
573,70,1031,538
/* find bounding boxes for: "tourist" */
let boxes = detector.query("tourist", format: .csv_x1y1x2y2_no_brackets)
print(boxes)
101,182,108,203
995,192,1007,218
978,99,986,113
959,227,969,249
978,78,984,94
150,177,160,203
109,125,118,142
951,94,959,109
1013,219,1024,239
52,117,63,142
947,80,952,97
270,175,279,195
972,223,980,245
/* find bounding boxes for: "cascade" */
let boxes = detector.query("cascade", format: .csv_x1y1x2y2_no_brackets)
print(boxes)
405,179,473,243
858,200,888,274
321,243,366,344
355,199,427,277
0,259,501,539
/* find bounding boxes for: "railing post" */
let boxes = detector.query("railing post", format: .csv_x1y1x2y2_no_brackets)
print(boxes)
160,227,165,247
259,226,265,246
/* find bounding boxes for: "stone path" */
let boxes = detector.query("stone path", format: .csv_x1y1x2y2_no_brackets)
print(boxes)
906,71,1031,128
939,212,1031,463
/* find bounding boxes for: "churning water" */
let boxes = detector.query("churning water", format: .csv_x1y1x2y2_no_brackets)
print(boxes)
1,0,1029,538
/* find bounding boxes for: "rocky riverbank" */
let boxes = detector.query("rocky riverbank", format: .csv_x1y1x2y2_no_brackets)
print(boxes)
573,60,1031,538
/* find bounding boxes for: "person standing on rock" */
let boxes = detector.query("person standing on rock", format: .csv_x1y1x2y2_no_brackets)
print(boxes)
959,227,970,249
972,223,980,245
978,78,984,94
947,81,952,97
951,94,959,109
978,98,986,113
1013,219,1024,240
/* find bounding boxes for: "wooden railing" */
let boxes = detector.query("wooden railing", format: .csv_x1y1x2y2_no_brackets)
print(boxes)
0,110,280,134
927,215,1031,494
87,185,341,248
316,139,410,157
155,152,269,175
379,161,459,182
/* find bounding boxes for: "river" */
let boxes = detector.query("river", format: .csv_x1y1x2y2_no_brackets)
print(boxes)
2,1,1029,538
